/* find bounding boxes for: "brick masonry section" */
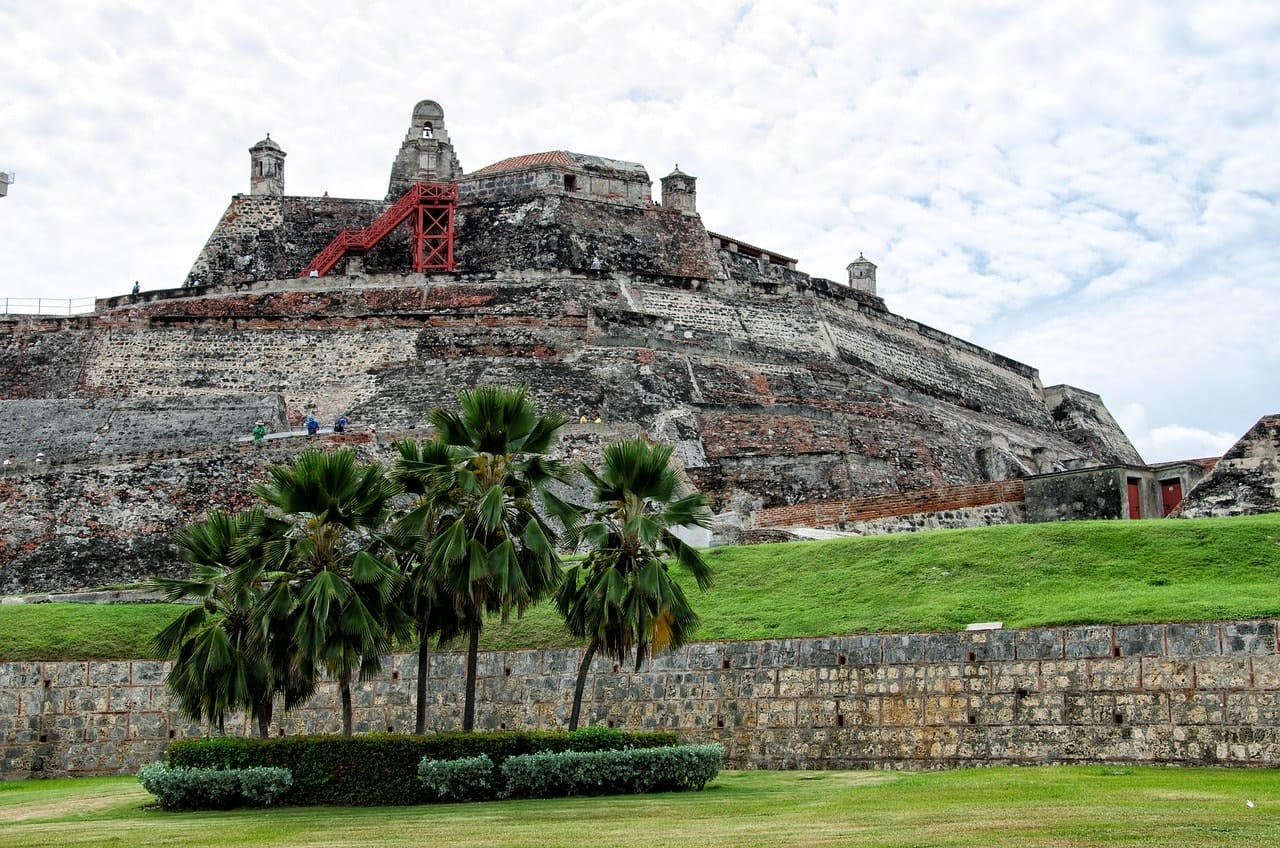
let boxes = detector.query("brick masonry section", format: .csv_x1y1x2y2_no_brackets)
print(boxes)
3,621,1277,777
751,480,1026,528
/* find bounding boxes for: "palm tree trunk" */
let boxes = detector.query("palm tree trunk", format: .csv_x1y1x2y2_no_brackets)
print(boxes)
256,697,273,739
415,625,430,735
340,672,354,737
463,623,481,732
568,642,597,731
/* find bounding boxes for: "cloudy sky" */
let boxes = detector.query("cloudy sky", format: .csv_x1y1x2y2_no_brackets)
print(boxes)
2,1,1276,463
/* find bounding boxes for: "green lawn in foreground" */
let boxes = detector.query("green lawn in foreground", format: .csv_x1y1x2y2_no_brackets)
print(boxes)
2,767,1278,847
2,513,1278,661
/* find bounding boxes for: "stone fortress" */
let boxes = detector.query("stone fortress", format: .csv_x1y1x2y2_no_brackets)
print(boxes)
2,100,1280,778
0,99,1276,596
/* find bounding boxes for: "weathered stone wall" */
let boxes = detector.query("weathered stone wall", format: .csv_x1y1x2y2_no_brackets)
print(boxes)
751,480,1026,530
1045,385,1145,466
4,620,1277,778
0,317,93,399
1,269,1142,592
0,395,286,464
1180,415,1280,518
0,439,372,594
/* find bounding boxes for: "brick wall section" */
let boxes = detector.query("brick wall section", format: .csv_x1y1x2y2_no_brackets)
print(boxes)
4,621,1277,777
751,480,1026,529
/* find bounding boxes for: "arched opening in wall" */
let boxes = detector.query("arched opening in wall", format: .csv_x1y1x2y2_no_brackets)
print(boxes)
422,123,434,139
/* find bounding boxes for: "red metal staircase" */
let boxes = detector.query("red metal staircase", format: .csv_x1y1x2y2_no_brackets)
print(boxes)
301,182,458,277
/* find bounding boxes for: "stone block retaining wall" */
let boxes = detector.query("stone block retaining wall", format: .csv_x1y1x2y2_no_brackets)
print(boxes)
3,620,1277,778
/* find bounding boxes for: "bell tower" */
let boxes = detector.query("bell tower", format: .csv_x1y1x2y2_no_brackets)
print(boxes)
249,135,286,196
386,100,463,199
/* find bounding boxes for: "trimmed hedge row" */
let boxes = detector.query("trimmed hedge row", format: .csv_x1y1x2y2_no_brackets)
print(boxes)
419,744,725,802
137,763,293,810
165,729,680,807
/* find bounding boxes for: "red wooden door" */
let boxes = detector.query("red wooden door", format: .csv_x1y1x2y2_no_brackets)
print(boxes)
1127,479,1142,519
1160,479,1183,516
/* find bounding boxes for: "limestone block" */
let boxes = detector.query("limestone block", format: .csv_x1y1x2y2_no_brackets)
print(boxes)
882,633,928,665
990,661,1041,694
107,686,148,711
837,634,884,666
1016,629,1063,660
1165,622,1223,656
756,639,803,669
1222,621,1278,654
1194,657,1254,690
1089,658,1140,691
1142,658,1195,690
1063,626,1115,659
1040,659,1090,691
1013,692,1064,725
961,628,1017,661
1114,624,1166,658
49,662,89,687
130,661,168,686
777,667,818,698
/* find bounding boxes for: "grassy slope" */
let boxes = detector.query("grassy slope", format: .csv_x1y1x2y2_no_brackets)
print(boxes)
3,767,1279,847
2,514,1277,661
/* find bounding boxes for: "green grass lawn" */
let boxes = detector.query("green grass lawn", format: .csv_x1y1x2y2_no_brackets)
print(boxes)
2,767,1278,847
3,513,1278,661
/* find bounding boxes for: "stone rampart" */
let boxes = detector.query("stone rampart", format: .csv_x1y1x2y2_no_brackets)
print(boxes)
0,395,286,464
1180,415,1280,518
751,480,1026,530
3,620,1277,777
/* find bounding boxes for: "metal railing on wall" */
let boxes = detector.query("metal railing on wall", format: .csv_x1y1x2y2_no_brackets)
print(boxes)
0,297,96,316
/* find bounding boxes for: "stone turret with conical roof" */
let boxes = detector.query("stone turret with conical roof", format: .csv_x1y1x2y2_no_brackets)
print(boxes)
660,165,697,214
249,135,285,196
847,253,877,295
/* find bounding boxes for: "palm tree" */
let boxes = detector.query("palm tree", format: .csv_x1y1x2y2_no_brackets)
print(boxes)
388,438,464,734
556,437,713,731
396,385,572,731
151,508,310,737
250,448,412,736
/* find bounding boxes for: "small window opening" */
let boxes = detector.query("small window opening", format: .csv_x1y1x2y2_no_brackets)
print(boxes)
716,716,725,728
564,174,578,191
966,650,977,663
168,729,176,739
837,653,847,666
1015,688,1029,698
722,658,731,669
421,123,434,139
499,722,506,730
43,679,52,689
39,734,48,743
1112,646,1123,658
967,714,977,725
391,670,399,680
504,667,512,676
386,725,394,733
612,663,619,673
1113,712,1124,724
835,713,845,727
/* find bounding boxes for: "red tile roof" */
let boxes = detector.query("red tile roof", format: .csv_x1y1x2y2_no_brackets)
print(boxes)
471,151,575,175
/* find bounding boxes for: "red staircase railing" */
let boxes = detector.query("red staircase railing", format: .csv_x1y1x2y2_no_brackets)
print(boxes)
302,182,457,277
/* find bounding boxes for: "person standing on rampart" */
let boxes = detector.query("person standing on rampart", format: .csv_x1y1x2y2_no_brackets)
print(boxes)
305,415,320,438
